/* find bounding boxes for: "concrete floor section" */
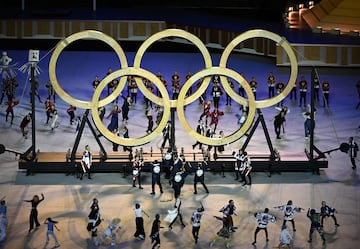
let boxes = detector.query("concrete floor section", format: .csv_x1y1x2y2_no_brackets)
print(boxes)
0,50,359,249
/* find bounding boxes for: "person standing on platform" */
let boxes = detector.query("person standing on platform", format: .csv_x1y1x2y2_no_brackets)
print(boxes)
313,76,320,102
275,80,285,107
132,158,143,189
44,217,60,248
92,75,100,90
24,193,45,233
192,119,205,150
133,203,149,240
239,151,252,186
80,145,92,180
275,200,303,232
191,203,205,244
267,72,276,98
320,200,339,227
252,208,276,245
171,71,181,100
349,136,358,169
307,208,326,244
322,79,330,107
193,162,209,194
150,160,163,195
298,76,308,108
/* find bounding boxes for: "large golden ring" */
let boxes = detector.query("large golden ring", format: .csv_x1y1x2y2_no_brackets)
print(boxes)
48,30,128,109
91,67,171,147
177,67,256,146
219,29,298,108
133,29,212,107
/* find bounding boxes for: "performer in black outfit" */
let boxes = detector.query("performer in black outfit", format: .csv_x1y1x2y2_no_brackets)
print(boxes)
169,196,186,229
150,160,163,195
24,193,45,232
307,208,326,244
150,214,162,249
320,201,339,227
193,162,209,194
87,198,101,237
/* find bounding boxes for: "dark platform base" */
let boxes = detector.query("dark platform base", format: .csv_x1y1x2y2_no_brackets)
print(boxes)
19,159,328,175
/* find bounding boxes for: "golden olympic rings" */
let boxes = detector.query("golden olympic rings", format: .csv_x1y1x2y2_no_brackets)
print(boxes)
133,29,213,108
49,28,298,147
177,67,256,146
91,68,171,146
49,30,128,109
219,29,298,109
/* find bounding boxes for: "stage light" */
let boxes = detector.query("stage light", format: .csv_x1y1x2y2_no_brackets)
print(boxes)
308,1,314,8
329,28,340,35
312,26,322,33
349,30,359,36
288,6,294,12
298,4,304,9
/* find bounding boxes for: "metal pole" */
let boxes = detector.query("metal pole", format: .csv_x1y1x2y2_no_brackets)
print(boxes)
30,65,36,159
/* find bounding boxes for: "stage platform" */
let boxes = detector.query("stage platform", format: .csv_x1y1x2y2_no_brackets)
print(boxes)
18,151,328,175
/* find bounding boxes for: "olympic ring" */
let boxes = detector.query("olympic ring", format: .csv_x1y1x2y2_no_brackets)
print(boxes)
49,30,128,109
133,29,213,108
91,67,171,147
177,67,256,146
49,29,298,147
219,29,298,109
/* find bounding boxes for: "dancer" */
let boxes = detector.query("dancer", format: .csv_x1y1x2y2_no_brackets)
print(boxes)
274,110,286,139
121,126,132,152
302,108,316,139
87,198,101,237
298,76,308,108
192,119,205,150
50,105,58,131
5,97,19,125
199,97,212,127
267,72,276,98
44,217,60,248
236,112,247,128
209,107,224,132
348,136,358,169
134,203,149,240
249,76,258,99
120,94,131,122
44,98,54,124
128,75,138,103
233,149,252,185
150,214,163,249
167,195,186,229
132,158,143,189
161,121,171,149
320,201,339,227
219,200,237,232
210,215,232,248
211,81,224,109
278,224,292,249
24,193,45,232
145,107,154,133
193,162,209,194
171,71,180,100
45,81,56,103
276,80,285,107
80,145,92,180
92,75,100,89
191,203,205,244
275,200,303,232
106,105,121,132
252,208,277,245
150,160,163,195
0,197,8,227
307,208,326,244
95,217,121,246
29,77,42,103
20,113,32,139
225,78,234,105
322,79,330,107
66,105,76,125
